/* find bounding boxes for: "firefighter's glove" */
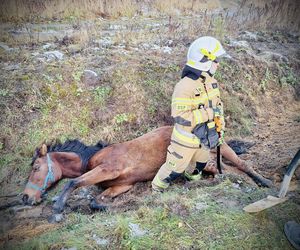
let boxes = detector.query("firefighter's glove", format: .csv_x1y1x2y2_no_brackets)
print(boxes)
192,123,209,148
214,116,222,133
207,121,219,149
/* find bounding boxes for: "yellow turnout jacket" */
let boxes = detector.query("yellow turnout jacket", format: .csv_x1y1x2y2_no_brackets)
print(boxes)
171,72,225,147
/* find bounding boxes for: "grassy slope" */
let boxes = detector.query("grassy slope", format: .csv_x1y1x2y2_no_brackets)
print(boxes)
0,11,299,250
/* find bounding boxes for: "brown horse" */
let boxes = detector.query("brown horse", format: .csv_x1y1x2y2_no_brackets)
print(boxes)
23,125,272,213
23,126,172,208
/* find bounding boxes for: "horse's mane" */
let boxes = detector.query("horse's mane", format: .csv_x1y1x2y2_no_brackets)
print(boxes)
32,139,108,172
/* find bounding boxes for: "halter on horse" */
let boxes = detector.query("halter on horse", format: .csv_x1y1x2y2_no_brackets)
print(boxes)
25,154,55,194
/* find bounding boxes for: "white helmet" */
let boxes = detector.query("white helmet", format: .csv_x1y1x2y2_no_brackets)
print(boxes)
187,36,228,71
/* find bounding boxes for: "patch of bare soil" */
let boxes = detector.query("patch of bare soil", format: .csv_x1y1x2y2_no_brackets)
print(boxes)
246,101,300,181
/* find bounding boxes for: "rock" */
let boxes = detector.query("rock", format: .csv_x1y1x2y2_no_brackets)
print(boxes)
162,46,172,54
152,44,160,50
257,51,288,63
232,183,240,189
95,37,113,48
0,42,14,52
238,31,258,42
228,40,251,50
42,43,53,50
48,213,64,223
61,247,77,250
141,43,150,49
129,222,147,237
43,50,64,61
167,40,174,46
81,70,99,87
4,64,21,71
92,234,109,246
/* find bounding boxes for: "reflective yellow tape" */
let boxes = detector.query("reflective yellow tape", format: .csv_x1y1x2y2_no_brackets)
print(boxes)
212,42,221,55
193,109,206,124
173,127,200,145
173,97,208,105
173,97,195,103
193,109,200,124
200,48,216,61
207,121,215,129
153,175,168,189
200,42,220,61
187,60,196,66
207,90,220,99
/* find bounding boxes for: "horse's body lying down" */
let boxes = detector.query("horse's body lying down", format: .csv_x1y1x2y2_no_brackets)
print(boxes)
23,126,172,209
23,125,271,213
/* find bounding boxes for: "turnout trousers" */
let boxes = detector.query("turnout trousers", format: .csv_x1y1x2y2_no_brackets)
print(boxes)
152,140,209,190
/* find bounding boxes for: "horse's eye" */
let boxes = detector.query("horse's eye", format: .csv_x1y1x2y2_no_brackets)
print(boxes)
33,164,40,171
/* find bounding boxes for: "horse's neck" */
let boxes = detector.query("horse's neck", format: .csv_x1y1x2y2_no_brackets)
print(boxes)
52,152,83,178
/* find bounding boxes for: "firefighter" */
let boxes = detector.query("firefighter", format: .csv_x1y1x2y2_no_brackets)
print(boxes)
152,36,229,192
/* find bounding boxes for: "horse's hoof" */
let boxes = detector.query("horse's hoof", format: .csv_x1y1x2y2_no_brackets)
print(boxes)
90,199,107,212
51,195,60,202
254,176,273,188
47,213,64,223
52,202,64,214
260,178,274,188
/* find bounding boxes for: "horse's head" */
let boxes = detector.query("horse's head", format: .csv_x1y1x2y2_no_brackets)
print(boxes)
23,144,62,205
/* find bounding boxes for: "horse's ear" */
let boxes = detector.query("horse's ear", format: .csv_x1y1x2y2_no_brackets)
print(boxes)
39,144,47,156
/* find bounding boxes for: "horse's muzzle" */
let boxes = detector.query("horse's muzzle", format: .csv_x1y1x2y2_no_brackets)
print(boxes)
22,194,37,205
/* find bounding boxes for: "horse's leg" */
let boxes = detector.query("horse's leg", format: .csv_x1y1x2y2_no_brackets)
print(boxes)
100,184,133,199
221,143,273,187
220,143,244,167
53,165,119,213
90,185,133,210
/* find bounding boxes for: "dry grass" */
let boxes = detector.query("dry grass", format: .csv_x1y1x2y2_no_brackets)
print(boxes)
153,0,220,16
0,0,139,21
1,0,299,33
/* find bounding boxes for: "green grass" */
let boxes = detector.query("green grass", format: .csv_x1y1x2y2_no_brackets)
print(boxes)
4,179,298,250
222,94,253,137
279,63,299,87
